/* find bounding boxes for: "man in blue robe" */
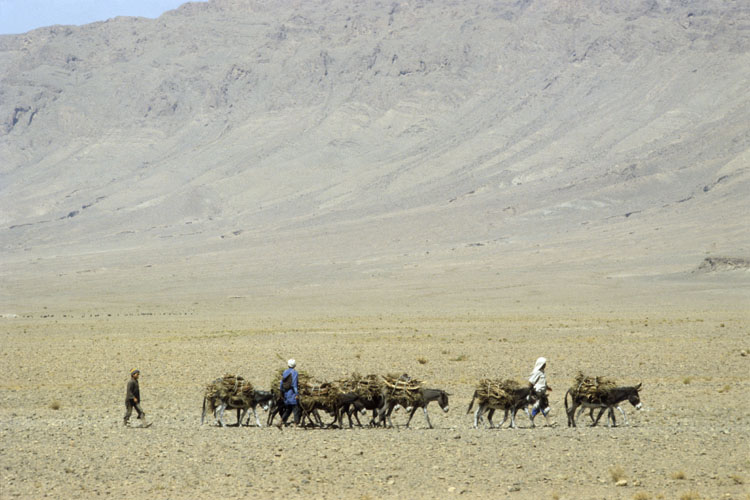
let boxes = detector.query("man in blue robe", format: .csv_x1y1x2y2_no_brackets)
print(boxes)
279,359,300,427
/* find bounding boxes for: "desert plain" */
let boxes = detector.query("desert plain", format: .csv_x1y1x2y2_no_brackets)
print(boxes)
2,282,748,499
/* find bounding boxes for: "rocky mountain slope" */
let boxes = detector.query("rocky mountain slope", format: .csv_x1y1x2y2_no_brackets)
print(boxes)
1,0,748,307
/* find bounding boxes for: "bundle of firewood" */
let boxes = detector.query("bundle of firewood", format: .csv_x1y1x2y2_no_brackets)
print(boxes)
381,373,423,406
474,378,524,407
572,372,617,400
298,382,342,412
204,374,254,406
382,373,422,390
333,372,383,400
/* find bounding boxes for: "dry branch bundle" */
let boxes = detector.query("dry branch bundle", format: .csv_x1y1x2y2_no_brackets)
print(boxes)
382,373,423,391
382,373,423,406
333,372,383,400
298,382,342,411
571,371,618,400
474,378,525,407
204,374,255,409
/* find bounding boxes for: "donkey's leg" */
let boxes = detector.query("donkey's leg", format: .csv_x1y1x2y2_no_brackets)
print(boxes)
313,409,324,427
473,404,483,429
486,408,496,428
344,407,355,429
422,407,433,429
591,407,606,427
371,408,381,427
497,408,513,428
201,397,208,425
217,403,227,427
616,406,629,426
252,407,262,427
272,402,283,426
386,405,396,428
566,403,576,427
576,406,586,422
350,407,363,427
404,406,418,428
606,407,615,427
497,408,509,428
331,408,344,429
238,408,249,426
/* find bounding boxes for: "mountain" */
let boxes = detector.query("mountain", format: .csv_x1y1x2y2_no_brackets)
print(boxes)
1,0,748,310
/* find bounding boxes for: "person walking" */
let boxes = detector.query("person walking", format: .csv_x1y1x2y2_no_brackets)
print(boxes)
278,359,300,428
529,357,552,425
124,368,145,426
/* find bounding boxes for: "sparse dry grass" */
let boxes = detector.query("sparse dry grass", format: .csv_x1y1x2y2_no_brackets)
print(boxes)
49,400,61,410
679,492,701,500
417,357,428,365
718,384,731,393
610,466,626,483
671,471,686,480
730,474,744,485
633,492,651,500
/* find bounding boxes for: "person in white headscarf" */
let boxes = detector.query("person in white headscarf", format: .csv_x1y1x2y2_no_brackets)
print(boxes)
529,357,552,422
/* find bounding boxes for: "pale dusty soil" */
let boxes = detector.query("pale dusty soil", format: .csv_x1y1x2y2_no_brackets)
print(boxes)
1,305,748,499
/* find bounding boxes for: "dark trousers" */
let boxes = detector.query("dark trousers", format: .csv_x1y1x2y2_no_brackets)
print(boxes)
280,403,301,425
124,400,144,422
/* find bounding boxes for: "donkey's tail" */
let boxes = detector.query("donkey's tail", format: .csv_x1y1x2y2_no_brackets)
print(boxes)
564,389,571,413
466,390,478,414
201,396,207,425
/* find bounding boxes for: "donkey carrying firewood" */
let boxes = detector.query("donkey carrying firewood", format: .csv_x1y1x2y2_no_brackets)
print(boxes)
565,383,643,427
467,382,539,429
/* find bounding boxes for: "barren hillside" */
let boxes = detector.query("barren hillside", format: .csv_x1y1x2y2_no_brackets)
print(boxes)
1,0,748,309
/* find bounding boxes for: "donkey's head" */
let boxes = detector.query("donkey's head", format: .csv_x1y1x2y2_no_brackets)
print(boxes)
628,383,643,410
254,390,274,410
438,391,450,413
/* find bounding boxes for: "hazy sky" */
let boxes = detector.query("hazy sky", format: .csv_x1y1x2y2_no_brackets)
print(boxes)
0,0,207,35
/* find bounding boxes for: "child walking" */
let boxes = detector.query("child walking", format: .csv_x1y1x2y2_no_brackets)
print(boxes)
124,368,146,426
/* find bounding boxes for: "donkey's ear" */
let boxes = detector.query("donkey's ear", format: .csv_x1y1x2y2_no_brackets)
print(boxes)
635,382,642,390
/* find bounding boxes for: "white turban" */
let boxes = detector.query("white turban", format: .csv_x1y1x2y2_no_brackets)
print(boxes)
287,359,296,368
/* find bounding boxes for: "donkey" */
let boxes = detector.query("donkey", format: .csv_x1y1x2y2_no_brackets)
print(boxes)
379,388,449,429
338,393,386,428
297,394,355,429
326,392,366,429
201,390,274,427
565,383,643,427
241,390,275,427
467,385,536,429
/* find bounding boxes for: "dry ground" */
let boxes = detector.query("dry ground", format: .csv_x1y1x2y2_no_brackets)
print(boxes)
1,304,748,499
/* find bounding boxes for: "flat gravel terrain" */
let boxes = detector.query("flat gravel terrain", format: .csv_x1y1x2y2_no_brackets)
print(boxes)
2,306,748,499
